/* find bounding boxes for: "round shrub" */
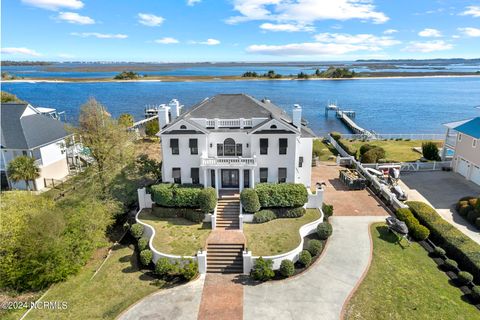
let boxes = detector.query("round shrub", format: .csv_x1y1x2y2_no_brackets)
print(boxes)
322,203,334,218
279,259,295,277
253,210,277,223
472,286,480,302
457,271,474,285
240,188,260,213
361,147,386,163
308,239,323,256
155,257,173,277
298,250,312,267
410,224,430,241
443,258,458,271
422,142,441,161
251,257,274,281
359,144,374,156
433,246,446,257
198,187,217,213
317,222,333,240
284,207,306,218
139,249,153,266
138,238,149,251
130,223,144,239
180,259,198,280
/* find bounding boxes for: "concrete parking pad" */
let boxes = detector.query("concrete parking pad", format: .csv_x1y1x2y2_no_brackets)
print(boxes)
400,170,480,244
312,163,390,216
243,216,386,320
117,275,205,320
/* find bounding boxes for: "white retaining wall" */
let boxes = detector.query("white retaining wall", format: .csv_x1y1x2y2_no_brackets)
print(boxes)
136,188,207,274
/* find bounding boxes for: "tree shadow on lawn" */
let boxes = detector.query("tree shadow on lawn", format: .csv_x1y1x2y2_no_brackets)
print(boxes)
375,225,409,249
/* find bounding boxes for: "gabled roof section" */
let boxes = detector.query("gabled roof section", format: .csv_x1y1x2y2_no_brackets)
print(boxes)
163,94,316,137
454,117,480,139
1,103,69,149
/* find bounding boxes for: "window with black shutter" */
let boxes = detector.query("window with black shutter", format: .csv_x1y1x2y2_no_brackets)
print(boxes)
189,139,198,155
278,168,287,183
191,168,199,184
260,168,268,182
279,138,288,155
217,143,223,156
236,144,243,156
299,156,304,168
170,138,179,155
260,138,268,155
172,168,181,184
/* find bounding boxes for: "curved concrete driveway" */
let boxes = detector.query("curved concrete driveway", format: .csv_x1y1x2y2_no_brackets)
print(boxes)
117,275,205,320
244,216,386,320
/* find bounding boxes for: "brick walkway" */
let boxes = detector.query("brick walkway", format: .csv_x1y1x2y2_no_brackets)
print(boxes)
198,274,243,320
311,163,389,216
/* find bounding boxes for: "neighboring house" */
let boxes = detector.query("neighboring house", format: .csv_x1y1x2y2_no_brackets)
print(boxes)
443,117,480,186
1,103,71,190
158,94,315,196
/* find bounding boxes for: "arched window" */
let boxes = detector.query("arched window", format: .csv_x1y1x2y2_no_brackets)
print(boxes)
180,125,187,129
270,124,277,129
224,138,236,156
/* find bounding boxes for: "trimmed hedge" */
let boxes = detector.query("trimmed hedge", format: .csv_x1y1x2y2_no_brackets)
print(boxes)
317,222,333,240
276,207,306,218
139,249,153,266
280,259,295,277
455,196,479,229
253,210,277,223
308,239,323,256
151,183,204,207
322,203,334,218
395,208,430,241
444,258,458,271
240,188,261,213
407,201,480,281
255,183,308,208
152,206,205,223
197,187,217,213
433,246,446,257
180,259,198,280
130,223,144,239
457,271,474,285
138,238,149,251
299,250,312,266
472,286,480,302
251,257,274,281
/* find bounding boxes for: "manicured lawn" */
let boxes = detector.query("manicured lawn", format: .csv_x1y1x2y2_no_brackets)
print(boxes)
344,223,479,320
313,138,339,161
139,209,211,256
339,139,443,162
243,208,321,256
23,245,162,320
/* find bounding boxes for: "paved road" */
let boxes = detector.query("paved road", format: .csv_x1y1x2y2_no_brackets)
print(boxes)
117,275,205,320
243,216,386,320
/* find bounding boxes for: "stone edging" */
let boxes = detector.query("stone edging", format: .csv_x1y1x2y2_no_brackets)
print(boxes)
339,222,376,320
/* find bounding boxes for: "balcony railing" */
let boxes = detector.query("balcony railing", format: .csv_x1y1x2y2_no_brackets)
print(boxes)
196,118,254,129
201,156,257,167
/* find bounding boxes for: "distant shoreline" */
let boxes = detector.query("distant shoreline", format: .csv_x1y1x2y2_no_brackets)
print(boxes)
3,74,480,83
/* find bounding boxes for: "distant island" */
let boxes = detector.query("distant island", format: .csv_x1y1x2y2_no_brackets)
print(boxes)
1,60,53,66
242,67,356,79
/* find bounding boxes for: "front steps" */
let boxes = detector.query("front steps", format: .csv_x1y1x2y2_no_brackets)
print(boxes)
216,198,240,230
206,243,244,274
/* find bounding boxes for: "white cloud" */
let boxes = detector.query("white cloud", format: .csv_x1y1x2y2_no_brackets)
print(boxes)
458,27,480,37
191,38,221,45
461,6,480,17
383,29,398,34
57,12,94,24
70,32,128,39
21,0,83,11
138,13,165,27
1,47,41,56
260,23,314,32
247,32,400,56
187,0,201,6
418,28,442,37
227,0,389,25
403,40,452,53
155,37,180,44
58,53,75,59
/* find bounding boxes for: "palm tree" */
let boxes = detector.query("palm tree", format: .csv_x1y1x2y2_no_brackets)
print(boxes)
7,156,40,191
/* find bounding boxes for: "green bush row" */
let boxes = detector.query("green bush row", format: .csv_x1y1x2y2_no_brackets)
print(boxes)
152,207,206,223
151,184,216,211
252,207,306,224
395,208,430,241
407,201,480,281
456,196,480,229
254,183,308,208
155,257,198,281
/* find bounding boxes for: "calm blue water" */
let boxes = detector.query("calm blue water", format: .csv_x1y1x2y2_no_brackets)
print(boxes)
2,77,479,135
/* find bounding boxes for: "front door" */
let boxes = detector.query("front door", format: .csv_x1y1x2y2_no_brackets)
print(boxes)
221,169,239,188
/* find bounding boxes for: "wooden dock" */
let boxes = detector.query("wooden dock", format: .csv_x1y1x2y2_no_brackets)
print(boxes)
326,104,376,138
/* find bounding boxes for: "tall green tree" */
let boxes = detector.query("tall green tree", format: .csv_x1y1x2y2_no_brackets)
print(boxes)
118,113,134,127
77,98,135,194
145,120,159,137
7,156,40,191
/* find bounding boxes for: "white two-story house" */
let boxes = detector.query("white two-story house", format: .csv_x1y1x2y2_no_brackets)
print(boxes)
1,102,71,190
158,94,315,196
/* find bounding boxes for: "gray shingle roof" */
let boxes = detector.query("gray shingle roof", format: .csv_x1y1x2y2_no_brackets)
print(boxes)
1,103,69,149
168,94,316,138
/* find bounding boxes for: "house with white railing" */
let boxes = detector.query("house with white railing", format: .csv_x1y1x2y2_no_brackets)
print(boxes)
443,116,480,186
157,94,315,195
1,103,71,190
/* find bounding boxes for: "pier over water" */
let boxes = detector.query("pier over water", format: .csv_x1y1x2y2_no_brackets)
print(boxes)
325,104,376,138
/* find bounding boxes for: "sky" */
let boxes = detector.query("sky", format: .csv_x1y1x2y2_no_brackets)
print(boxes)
1,0,480,62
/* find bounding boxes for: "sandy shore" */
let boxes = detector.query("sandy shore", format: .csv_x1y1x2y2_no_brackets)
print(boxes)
2,74,480,83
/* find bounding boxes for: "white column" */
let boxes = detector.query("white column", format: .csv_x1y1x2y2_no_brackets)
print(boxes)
250,168,255,189
203,168,208,188
239,169,244,192
197,250,207,274
215,168,220,197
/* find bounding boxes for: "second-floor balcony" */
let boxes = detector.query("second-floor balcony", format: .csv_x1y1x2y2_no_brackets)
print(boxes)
201,156,257,167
